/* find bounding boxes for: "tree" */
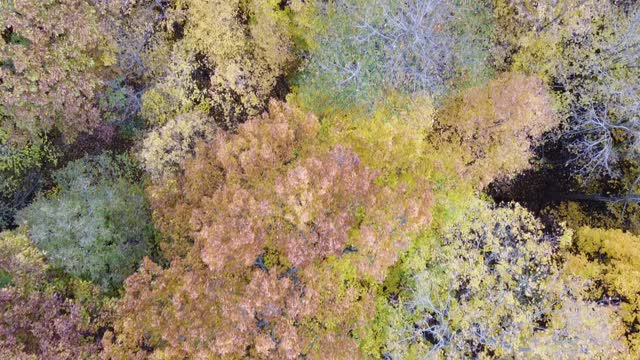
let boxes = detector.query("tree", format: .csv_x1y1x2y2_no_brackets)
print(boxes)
139,111,218,181
103,100,434,358
0,0,117,144
0,288,100,359
17,152,154,290
292,0,494,113
550,4,640,187
0,132,57,230
0,229,113,359
105,0,299,182
383,201,627,358
182,0,295,124
0,230,46,290
497,1,640,191
111,0,297,130
433,72,558,187
563,226,640,355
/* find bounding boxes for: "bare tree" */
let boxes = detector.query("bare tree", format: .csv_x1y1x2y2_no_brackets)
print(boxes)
305,0,491,106
549,4,640,189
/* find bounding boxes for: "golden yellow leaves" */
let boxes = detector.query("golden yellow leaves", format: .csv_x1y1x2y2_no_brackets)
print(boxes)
436,72,558,187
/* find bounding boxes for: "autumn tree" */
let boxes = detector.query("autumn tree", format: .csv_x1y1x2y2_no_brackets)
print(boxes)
494,1,640,193
0,0,117,145
139,111,218,181
180,0,295,123
0,230,46,290
0,288,101,359
103,100,433,358
433,72,558,187
547,4,640,187
382,201,627,358
17,152,155,290
0,230,112,359
106,0,299,181
563,226,640,355
127,0,298,122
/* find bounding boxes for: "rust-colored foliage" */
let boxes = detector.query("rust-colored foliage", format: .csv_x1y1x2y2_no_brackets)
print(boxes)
0,288,99,359
0,0,116,144
434,72,558,187
148,100,319,258
105,100,433,358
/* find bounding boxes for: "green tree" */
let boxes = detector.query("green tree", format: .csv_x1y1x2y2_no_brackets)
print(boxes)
17,152,154,290
292,0,494,113
0,132,57,230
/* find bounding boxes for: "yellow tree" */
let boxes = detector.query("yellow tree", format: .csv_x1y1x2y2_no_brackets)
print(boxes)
564,226,640,354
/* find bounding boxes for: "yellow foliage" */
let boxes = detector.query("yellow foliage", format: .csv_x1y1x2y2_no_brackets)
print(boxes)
0,230,47,289
326,92,435,187
385,201,627,358
435,72,558,187
177,0,294,125
564,226,640,355
139,111,218,181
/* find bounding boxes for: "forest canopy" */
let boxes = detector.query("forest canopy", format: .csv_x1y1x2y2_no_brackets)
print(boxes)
1,0,639,358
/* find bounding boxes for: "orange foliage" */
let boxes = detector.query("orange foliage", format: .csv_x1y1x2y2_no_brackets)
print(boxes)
435,72,558,187
105,100,433,358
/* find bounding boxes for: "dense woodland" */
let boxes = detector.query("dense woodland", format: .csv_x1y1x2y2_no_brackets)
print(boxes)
1,0,640,358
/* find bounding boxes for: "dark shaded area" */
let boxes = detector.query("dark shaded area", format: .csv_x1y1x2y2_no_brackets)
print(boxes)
486,134,638,233
486,136,575,213
1,26,13,44
0,170,43,231
171,21,185,40
278,0,290,11
191,52,212,93
269,74,291,102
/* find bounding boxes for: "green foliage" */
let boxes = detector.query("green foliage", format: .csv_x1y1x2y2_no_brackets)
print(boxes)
323,92,435,187
17,152,154,290
0,133,57,229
